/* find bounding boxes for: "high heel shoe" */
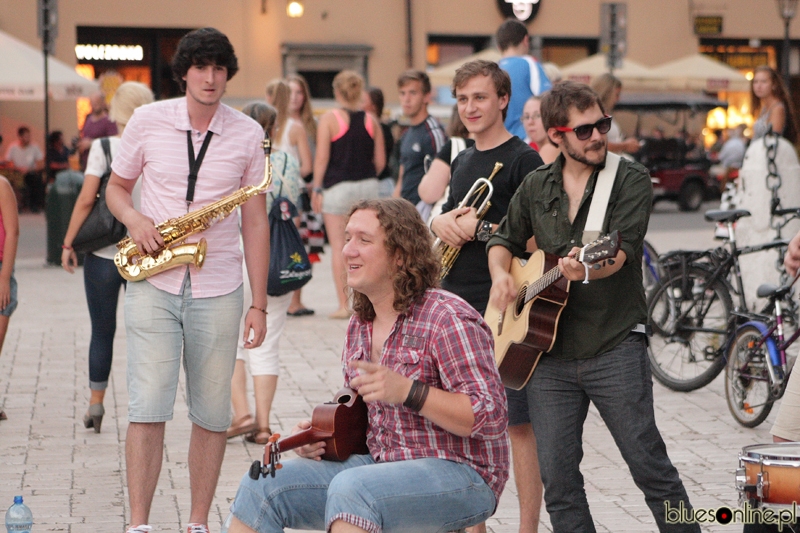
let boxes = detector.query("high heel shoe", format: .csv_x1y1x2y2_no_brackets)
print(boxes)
83,403,105,433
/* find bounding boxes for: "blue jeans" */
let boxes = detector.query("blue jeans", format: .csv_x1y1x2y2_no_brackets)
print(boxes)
124,275,243,431
83,253,125,390
225,455,496,533
527,334,700,533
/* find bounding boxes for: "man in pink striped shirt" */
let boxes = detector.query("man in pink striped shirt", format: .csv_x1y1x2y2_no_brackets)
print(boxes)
106,28,269,533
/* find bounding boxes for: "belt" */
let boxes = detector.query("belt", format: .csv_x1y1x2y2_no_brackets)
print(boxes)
631,323,652,336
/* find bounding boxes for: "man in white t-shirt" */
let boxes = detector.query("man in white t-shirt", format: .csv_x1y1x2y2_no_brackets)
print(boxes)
5,126,44,212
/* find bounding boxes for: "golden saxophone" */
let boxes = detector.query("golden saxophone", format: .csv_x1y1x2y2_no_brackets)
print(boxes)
434,162,503,280
114,133,273,282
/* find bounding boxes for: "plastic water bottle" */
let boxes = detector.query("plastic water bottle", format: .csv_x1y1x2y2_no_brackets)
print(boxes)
5,496,32,533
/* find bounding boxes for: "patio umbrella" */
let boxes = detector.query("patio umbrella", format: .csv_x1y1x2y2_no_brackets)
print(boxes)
427,48,502,88
0,30,98,100
560,53,665,91
650,54,750,93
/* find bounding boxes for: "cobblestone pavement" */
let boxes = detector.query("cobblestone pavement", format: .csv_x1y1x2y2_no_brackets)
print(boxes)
0,210,782,532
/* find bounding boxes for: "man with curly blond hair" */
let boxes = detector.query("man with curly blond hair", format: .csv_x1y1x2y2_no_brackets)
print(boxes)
224,198,509,533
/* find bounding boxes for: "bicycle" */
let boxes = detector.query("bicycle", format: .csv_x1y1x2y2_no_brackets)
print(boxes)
725,274,798,427
646,208,794,392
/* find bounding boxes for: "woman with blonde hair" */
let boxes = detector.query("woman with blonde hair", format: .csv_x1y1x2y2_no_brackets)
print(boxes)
285,74,319,317
61,81,154,433
287,74,317,159
266,78,313,177
312,70,385,319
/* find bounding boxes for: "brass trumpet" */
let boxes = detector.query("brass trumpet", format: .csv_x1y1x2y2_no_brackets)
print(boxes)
434,162,503,280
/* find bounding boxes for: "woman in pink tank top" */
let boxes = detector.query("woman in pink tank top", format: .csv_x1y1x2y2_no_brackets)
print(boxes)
0,173,19,422
311,70,385,319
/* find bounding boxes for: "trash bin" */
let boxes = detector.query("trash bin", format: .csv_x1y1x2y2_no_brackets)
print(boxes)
46,170,83,265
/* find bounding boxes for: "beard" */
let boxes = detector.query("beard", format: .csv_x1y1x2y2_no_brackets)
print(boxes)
562,134,608,167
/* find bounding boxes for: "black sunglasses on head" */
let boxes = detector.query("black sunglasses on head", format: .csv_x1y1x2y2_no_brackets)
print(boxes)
554,115,613,141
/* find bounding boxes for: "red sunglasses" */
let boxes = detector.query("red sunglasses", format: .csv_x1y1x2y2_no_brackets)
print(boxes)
554,115,613,141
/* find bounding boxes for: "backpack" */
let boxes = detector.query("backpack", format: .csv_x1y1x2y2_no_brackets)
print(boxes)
267,178,312,296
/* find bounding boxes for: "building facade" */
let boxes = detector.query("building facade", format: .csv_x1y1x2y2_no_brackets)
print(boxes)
0,0,797,144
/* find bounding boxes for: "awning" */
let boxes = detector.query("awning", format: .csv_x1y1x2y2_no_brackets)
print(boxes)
560,53,664,90
0,30,98,101
615,92,728,112
650,54,750,93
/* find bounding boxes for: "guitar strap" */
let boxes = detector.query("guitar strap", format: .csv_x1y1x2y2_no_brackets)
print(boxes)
582,152,621,244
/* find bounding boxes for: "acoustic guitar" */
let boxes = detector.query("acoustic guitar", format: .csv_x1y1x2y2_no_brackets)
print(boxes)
249,388,369,479
485,232,621,390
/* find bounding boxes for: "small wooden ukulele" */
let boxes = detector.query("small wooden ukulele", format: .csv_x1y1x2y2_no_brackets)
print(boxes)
249,388,369,479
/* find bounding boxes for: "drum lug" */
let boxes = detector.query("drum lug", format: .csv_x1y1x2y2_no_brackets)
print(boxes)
756,471,769,499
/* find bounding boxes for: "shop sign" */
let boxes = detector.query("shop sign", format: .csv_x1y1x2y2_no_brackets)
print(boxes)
497,0,541,22
75,44,144,61
694,16,723,36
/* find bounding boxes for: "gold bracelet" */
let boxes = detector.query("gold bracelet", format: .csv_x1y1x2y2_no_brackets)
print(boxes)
249,305,268,315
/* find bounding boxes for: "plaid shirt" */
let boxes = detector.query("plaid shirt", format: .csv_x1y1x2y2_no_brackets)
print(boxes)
342,288,510,505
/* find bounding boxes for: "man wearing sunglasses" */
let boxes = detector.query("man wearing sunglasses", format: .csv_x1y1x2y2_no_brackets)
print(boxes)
487,81,700,533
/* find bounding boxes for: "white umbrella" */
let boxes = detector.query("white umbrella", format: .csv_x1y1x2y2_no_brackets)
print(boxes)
0,30,98,101
560,53,665,91
650,54,750,93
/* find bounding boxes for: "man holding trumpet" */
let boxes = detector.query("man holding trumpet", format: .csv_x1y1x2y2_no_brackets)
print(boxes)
429,59,544,533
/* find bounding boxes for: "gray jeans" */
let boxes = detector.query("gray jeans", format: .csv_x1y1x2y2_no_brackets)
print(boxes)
527,334,700,533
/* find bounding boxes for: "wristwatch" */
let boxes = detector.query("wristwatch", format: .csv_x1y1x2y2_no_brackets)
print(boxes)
475,220,493,242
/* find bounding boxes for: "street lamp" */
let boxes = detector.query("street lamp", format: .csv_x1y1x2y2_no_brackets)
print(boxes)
287,0,304,17
777,0,799,88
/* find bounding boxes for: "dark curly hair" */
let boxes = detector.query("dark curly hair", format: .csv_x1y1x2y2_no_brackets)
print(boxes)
171,28,239,93
347,198,440,322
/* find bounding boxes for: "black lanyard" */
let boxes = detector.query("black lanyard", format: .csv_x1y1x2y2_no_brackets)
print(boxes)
186,130,213,206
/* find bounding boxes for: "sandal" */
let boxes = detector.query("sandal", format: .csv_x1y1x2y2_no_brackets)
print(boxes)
245,427,272,445
226,414,257,439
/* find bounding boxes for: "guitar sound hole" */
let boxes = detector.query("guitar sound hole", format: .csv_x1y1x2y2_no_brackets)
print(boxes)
337,394,352,404
515,286,527,317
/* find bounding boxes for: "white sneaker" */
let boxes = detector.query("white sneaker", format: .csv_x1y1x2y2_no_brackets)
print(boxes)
126,526,153,533
187,524,210,533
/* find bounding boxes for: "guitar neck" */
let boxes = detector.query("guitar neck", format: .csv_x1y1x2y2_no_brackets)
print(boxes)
276,427,334,453
524,266,563,305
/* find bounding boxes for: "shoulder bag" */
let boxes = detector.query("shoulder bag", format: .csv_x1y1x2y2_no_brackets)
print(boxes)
72,138,128,253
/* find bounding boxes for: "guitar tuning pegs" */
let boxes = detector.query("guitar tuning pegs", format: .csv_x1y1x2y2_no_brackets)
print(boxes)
593,264,602,270
607,259,615,265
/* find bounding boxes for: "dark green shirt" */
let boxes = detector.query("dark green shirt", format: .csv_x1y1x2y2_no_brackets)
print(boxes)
487,155,653,360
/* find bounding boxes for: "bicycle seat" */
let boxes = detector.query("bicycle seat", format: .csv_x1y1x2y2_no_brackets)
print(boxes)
756,283,793,300
704,209,751,223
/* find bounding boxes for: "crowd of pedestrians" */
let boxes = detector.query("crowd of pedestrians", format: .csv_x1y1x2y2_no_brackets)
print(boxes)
2,13,800,533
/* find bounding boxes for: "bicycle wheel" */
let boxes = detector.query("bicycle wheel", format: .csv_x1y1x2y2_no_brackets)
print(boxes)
647,266,732,391
642,239,660,295
725,325,774,427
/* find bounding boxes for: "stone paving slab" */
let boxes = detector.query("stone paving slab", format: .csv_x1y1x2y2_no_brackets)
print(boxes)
0,213,782,532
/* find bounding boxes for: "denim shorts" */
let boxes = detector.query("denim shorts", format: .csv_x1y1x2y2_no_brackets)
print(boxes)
224,455,496,533
322,178,379,216
0,262,18,318
124,274,243,431
506,386,530,426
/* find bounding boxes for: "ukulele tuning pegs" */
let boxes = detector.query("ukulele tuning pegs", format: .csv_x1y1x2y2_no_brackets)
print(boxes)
593,263,602,270
249,460,264,480
607,259,615,265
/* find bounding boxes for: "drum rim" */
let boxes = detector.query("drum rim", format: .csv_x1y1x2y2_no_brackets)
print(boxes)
740,442,800,463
